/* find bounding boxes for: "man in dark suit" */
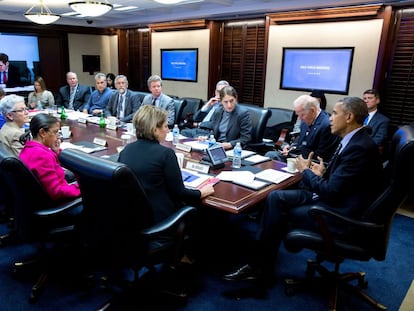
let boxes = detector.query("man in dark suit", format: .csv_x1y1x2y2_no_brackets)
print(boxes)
55,72,91,111
105,75,141,123
362,88,390,151
141,75,175,127
266,94,339,162
0,53,21,87
224,96,384,284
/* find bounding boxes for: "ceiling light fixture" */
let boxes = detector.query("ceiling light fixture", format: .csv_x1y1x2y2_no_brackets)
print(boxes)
69,1,113,17
153,0,187,4
24,0,60,25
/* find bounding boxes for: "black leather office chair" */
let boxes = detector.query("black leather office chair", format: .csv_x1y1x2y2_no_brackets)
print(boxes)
283,124,414,310
59,148,197,308
263,107,297,146
0,143,82,303
240,103,271,153
134,91,151,104
179,97,204,129
173,98,187,126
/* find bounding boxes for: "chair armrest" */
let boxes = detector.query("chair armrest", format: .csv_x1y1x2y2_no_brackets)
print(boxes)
34,197,83,217
141,205,197,237
308,205,384,231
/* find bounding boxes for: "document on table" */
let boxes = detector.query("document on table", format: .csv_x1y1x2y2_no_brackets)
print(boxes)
215,171,270,190
60,141,107,154
181,168,212,189
183,140,209,151
255,168,294,184
225,149,256,159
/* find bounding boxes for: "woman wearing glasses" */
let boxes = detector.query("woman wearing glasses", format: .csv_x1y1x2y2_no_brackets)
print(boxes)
0,94,29,157
19,113,80,202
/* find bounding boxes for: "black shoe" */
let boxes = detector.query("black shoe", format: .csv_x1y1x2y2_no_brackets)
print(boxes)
223,264,261,282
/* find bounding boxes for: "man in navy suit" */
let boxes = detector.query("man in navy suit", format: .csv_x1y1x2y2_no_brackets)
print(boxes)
362,89,390,152
266,94,339,162
55,72,91,112
224,96,384,284
141,75,175,127
0,53,21,88
105,75,141,123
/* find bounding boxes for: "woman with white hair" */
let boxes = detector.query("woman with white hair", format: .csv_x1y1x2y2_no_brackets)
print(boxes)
0,94,29,157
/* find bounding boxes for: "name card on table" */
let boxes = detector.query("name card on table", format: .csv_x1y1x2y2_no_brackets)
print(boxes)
78,117,87,124
185,161,210,174
176,143,192,153
93,137,107,146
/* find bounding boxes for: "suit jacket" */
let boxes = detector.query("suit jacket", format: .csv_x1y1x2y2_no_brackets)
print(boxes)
3,64,21,87
193,102,220,124
142,93,175,126
208,104,252,148
302,127,383,217
55,84,91,111
105,90,142,123
118,138,200,223
0,121,25,157
293,110,340,161
19,140,80,201
366,111,390,146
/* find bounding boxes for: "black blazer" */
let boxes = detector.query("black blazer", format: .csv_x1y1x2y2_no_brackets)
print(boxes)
4,64,21,87
105,90,142,123
55,84,91,111
118,139,201,223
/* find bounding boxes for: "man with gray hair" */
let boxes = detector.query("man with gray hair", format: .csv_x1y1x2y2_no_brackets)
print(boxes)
105,75,141,123
266,94,339,162
82,72,113,116
142,75,175,127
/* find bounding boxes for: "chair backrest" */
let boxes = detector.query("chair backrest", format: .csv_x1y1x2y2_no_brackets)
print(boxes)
0,143,55,241
240,103,271,144
134,91,151,104
59,149,153,256
173,98,187,125
179,97,203,126
263,107,297,141
362,124,414,259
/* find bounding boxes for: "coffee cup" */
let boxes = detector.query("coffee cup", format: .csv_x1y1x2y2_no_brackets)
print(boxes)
175,152,184,168
61,126,71,139
286,158,297,172
121,134,131,145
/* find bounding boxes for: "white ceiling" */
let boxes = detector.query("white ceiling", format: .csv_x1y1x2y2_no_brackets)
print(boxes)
0,0,413,29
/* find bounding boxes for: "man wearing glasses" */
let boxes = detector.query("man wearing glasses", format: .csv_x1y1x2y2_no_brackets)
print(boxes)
0,94,29,157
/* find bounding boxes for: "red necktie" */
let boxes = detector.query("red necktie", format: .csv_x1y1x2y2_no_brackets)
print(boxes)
3,72,7,84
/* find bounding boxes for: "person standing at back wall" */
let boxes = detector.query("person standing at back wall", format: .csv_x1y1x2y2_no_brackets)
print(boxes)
141,75,175,128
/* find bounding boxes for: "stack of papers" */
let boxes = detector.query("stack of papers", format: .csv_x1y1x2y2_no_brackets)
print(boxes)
60,141,107,154
181,168,211,189
225,149,256,159
215,168,294,190
242,154,271,165
183,140,209,151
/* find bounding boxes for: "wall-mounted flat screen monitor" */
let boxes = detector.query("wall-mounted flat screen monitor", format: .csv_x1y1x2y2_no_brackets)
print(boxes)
0,33,40,86
161,48,198,82
82,55,100,75
280,47,354,94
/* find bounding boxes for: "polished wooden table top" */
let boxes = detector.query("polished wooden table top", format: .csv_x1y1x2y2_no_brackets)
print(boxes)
63,119,301,214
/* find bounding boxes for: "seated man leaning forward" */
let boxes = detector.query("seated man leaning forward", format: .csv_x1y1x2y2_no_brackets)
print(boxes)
266,94,339,162
223,96,384,285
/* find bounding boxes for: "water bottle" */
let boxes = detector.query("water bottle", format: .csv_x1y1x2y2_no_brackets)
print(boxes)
172,124,179,145
208,133,216,147
232,142,242,168
60,106,67,120
99,111,106,128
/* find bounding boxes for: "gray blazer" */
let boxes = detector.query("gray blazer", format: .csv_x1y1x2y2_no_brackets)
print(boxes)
142,93,175,126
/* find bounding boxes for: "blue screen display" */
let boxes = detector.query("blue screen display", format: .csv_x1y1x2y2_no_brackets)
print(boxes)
161,49,198,82
280,47,354,94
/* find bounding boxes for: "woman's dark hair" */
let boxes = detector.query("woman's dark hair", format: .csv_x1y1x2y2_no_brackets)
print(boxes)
310,90,327,110
219,85,238,101
29,113,59,138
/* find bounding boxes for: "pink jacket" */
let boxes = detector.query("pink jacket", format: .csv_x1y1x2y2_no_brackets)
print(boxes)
19,140,80,201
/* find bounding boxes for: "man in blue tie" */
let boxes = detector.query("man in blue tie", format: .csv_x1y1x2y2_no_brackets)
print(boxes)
223,96,384,285
181,80,229,138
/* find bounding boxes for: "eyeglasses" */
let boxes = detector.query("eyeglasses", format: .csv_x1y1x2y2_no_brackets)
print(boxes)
11,108,28,113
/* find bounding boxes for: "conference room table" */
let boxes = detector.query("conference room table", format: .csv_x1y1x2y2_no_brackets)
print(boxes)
59,117,301,215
